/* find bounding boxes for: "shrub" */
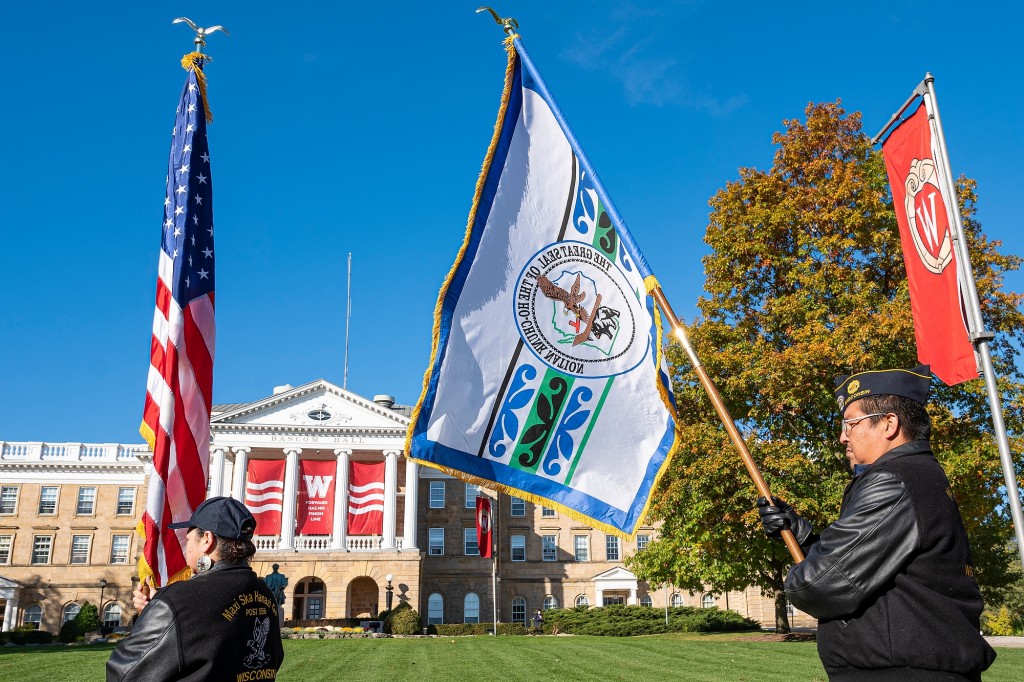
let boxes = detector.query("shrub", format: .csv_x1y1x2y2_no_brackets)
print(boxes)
390,608,422,635
74,602,100,635
542,604,758,637
982,605,1020,636
434,623,475,636
7,630,54,645
496,622,527,636
58,619,80,643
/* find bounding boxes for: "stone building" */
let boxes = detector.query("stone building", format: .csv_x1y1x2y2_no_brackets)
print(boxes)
0,379,813,633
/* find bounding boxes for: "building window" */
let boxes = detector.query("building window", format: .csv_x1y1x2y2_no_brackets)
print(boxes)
575,594,590,607
464,592,480,623
510,497,525,517
606,535,620,561
640,595,653,607
427,593,444,625
70,535,91,564
116,488,136,515
62,603,81,624
77,487,97,515
573,535,589,562
428,528,445,556
38,486,59,515
636,534,650,551
23,604,42,630
541,506,556,517
543,595,558,610
671,593,684,607
103,603,122,629
110,535,131,564
510,534,526,562
511,596,526,624
32,535,52,564
464,483,479,509
0,486,18,514
429,481,445,508
702,593,716,609
542,535,557,561
0,535,12,564
464,528,479,556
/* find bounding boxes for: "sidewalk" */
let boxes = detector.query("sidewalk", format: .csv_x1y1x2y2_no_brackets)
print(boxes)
985,636,1024,648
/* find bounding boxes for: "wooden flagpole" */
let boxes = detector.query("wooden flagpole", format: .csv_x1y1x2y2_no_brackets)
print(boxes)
652,288,805,563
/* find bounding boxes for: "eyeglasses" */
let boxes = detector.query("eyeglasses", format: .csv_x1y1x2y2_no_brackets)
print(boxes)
841,412,889,434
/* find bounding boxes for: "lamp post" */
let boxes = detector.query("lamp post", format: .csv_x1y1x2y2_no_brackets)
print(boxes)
385,574,394,612
99,578,108,634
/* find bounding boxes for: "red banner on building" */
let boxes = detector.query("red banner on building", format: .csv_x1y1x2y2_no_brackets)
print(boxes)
348,461,385,535
882,103,977,386
297,460,336,535
246,460,286,535
476,497,492,558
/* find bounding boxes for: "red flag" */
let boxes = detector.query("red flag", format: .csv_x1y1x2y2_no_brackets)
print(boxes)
137,60,216,587
476,497,492,558
348,461,385,535
297,460,336,535
245,460,286,535
882,103,977,386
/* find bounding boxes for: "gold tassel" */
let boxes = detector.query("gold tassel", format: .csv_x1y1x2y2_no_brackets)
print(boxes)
180,52,214,124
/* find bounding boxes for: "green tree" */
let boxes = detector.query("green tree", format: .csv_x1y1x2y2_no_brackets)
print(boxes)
628,101,1024,632
73,601,101,635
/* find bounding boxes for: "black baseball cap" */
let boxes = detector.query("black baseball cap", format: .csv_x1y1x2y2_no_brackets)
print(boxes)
167,496,257,540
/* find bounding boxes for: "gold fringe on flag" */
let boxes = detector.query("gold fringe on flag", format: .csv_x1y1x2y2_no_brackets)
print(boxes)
180,51,214,123
135,517,194,588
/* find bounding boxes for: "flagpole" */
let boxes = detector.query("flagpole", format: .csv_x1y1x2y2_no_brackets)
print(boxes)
922,75,1024,570
650,288,805,562
492,490,499,635
344,252,352,389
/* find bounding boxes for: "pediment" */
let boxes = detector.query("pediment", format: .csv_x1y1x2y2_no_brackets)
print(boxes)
211,380,409,431
592,566,637,582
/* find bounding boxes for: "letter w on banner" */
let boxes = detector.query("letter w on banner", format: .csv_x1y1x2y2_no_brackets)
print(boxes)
406,36,677,537
348,461,385,535
297,460,336,535
882,103,978,385
246,460,286,535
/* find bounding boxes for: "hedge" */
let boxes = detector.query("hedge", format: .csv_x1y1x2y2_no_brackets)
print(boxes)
542,604,759,637
433,623,493,636
0,629,54,645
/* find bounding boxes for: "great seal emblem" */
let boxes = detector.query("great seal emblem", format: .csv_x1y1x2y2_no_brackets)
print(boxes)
513,240,647,378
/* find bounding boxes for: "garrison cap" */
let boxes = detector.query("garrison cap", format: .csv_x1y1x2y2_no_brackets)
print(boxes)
167,496,257,541
834,365,931,413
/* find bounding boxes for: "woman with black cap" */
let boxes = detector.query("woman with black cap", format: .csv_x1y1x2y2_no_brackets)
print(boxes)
107,496,285,681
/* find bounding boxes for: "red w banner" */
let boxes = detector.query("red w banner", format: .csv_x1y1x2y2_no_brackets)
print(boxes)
882,103,978,386
246,460,286,535
348,461,385,535
476,497,493,558
297,460,336,535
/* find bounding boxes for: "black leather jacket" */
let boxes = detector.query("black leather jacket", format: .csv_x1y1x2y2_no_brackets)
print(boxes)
106,560,284,682
786,441,995,680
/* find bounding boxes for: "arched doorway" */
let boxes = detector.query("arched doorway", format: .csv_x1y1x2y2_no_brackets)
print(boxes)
292,577,326,621
347,577,380,618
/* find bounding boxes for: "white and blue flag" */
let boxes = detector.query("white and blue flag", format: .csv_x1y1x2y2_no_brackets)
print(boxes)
407,37,678,537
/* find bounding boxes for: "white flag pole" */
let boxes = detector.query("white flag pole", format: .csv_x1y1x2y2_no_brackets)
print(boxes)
922,74,1024,571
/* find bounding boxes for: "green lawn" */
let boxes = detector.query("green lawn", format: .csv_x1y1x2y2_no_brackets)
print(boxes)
2,634,1022,681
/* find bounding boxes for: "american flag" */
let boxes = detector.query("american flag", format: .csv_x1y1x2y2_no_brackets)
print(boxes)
138,64,216,587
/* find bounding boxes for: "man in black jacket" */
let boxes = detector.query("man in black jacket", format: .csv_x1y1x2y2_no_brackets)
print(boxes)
107,497,284,681
758,365,995,681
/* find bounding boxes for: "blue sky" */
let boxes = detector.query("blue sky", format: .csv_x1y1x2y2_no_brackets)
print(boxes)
2,1,1022,444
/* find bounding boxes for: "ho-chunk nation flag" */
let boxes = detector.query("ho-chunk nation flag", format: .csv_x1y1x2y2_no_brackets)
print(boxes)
138,57,216,586
882,102,978,386
407,37,677,537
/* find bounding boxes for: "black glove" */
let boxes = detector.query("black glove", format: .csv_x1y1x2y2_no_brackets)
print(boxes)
757,496,813,545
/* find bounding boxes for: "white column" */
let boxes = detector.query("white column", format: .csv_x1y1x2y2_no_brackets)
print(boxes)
209,447,227,498
382,450,399,549
230,447,251,500
628,587,637,606
402,456,419,550
595,588,604,607
2,595,19,632
280,448,301,550
331,449,351,550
